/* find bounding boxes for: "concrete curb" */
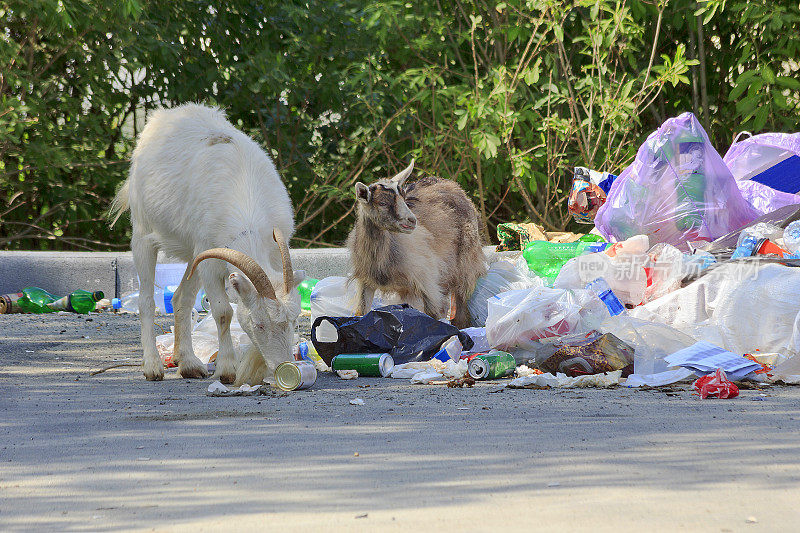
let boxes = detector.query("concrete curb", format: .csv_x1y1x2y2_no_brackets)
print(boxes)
0,247,517,299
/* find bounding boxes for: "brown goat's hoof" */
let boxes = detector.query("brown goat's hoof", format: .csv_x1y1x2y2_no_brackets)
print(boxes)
179,367,209,379
144,371,165,381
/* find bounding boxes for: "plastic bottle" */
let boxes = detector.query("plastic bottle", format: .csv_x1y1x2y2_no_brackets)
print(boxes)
674,135,707,233
784,220,800,255
731,234,760,259
432,335,463,362
47,290,104,314
11,287,59,314
112,288,209,314
523,239,609,281
297,278,319,312
112,291,140,313
585,278,625,317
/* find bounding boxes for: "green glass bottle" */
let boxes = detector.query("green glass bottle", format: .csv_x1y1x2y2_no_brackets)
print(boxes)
47,290,105,314
297,278,319,312
14,287,59,314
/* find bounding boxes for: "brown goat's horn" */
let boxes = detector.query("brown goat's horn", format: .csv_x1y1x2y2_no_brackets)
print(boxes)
188,248,276,300
272,227,294,296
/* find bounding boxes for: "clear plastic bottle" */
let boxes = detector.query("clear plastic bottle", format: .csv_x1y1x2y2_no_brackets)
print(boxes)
112,291,140,313
585,277,625,317
731,234,759,259
112,288,208,313
784,220,800,255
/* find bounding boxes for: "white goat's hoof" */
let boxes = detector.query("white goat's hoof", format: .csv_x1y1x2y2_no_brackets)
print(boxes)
143,359,164,381
178,356,209,380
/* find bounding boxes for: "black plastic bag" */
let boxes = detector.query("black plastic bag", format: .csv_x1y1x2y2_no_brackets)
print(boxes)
310,304,474,365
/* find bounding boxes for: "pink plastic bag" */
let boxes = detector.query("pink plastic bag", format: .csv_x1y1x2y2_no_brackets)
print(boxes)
595,113,759,251
692,368,739,399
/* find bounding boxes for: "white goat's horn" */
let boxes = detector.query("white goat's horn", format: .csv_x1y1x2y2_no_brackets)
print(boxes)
188,248,276,300
272,227,294,296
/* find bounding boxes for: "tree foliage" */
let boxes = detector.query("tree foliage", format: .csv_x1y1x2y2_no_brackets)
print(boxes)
1,0,799,250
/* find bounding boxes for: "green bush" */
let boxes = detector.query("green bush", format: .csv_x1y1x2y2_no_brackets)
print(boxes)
2,0,799,250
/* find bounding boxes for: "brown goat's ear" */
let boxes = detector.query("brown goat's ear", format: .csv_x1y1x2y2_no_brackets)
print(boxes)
355,182,371,203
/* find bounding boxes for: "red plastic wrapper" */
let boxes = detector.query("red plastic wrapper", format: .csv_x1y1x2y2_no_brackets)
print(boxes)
693,368,739,399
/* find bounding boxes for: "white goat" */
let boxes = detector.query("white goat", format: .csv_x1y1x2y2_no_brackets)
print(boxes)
110,103,303,385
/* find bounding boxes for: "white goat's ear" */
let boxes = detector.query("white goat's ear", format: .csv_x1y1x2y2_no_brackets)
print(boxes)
390,159,415,187
355,182,371,203
229,272,256,301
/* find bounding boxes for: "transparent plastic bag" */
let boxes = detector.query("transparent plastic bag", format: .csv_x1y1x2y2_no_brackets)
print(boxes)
734,222,785,248
595,112,759,251
485,287,607,351
154,303,252,367
733,179,800,216
592,313,697,375
643,243,685,303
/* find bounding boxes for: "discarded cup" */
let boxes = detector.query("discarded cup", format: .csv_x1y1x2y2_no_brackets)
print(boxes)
274,361,317,391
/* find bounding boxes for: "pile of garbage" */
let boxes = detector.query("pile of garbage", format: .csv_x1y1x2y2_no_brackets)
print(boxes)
298,112,800,395
29,111,799,398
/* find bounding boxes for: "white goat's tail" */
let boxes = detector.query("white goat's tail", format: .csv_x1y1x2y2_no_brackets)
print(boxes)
108,179,130,228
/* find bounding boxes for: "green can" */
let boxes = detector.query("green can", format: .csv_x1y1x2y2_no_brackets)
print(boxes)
468,351,516,380
331,353,394,377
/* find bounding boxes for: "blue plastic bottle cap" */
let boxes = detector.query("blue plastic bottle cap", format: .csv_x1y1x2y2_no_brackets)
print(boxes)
112,298,122,309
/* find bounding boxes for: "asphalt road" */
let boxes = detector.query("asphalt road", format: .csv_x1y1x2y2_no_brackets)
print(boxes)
2,312,800,532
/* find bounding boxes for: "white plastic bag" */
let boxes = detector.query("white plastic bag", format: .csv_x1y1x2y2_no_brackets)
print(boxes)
309,276,401,322
631,262,800,358
468,260,544,326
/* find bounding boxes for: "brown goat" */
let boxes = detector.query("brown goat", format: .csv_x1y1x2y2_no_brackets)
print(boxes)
347,160,487,329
